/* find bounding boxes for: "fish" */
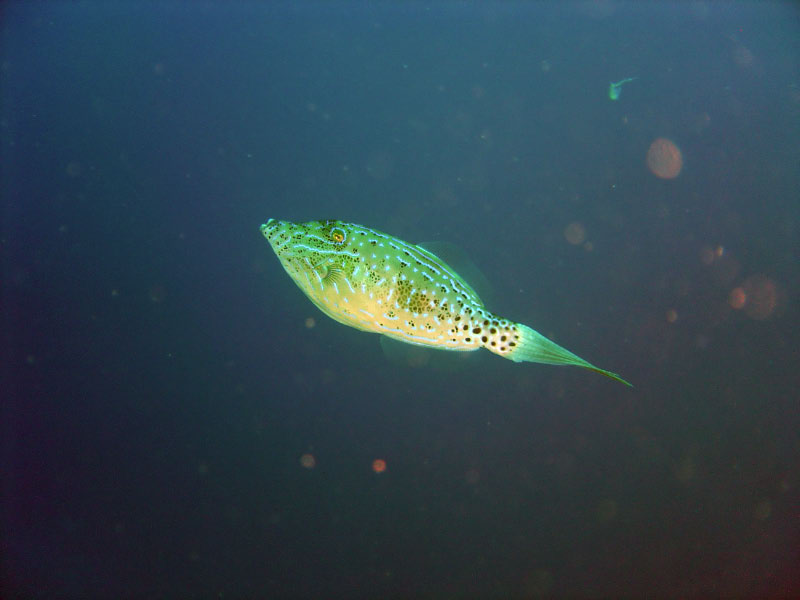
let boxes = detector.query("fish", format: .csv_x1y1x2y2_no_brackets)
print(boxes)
608,77,636,101
260,219,631,386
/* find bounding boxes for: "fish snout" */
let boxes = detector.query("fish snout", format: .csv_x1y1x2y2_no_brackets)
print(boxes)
260,219,286,242
260,219,296,256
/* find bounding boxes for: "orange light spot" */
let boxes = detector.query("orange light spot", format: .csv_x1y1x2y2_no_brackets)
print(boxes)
646,138,683,179
728,287,746,310
300,453,316,469
563,222,586,245
742,275,780,320
372,459,387,473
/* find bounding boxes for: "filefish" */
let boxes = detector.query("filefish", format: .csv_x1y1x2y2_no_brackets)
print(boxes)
261,219,631,386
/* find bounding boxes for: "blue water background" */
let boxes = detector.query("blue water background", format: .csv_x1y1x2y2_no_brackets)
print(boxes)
2,2,799,597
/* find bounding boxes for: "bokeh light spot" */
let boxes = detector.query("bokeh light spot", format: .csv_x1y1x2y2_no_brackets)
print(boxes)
728,287,746,310
741,275,782,320
300,453,316,469
372,458,387,473
148,284,166,303
666,309,678,323
646,138,683,179
564,222,586,245
304,317,316,329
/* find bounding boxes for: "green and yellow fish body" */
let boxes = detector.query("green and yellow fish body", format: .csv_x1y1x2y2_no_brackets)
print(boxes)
261,219,630,386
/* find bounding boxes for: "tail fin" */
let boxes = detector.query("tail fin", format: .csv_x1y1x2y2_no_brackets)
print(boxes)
506,323,632,387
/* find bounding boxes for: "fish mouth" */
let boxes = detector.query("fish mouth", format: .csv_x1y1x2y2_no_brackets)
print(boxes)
260,218,281,241
260,219,296,257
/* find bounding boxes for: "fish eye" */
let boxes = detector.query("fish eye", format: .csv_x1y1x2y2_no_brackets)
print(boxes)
331,229,345,243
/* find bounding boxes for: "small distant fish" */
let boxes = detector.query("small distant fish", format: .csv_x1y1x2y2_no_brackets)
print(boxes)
609,77,636,100
261,219,631,386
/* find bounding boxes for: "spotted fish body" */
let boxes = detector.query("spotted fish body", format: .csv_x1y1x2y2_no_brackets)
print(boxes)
261,219,630,386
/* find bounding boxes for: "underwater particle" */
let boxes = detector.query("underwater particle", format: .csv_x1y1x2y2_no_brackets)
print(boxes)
300,453,316,469
148,284,166,303
728,287,746,309
732,45,755,68
666,309,678,323
646,138,683,179
304,317,316,329
564,222,586,245
596,498,618,523
754,499,771,520
372,459,387,473
740,275,782,320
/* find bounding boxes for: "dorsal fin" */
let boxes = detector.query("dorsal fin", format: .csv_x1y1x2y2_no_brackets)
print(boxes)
415,242,490,307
